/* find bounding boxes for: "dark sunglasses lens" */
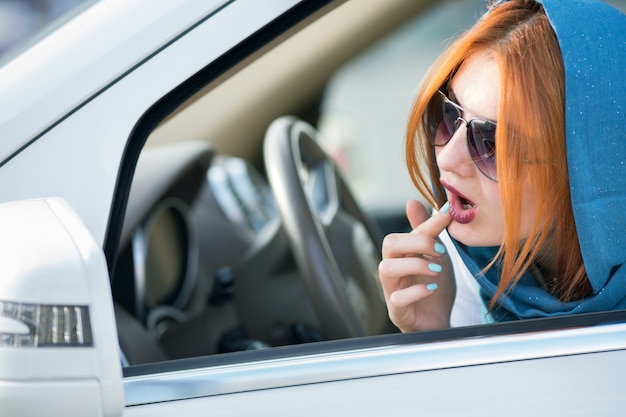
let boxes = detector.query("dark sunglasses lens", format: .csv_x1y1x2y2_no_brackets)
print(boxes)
426,94,443,141
429,94,460,145
468,120,497,180
440,101,460,143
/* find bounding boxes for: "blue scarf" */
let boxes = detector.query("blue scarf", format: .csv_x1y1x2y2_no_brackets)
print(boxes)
454,0,626,321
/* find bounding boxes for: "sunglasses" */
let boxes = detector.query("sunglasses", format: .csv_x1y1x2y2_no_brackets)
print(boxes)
425,90,498,181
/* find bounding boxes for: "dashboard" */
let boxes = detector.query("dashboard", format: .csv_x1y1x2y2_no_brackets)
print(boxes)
111,140,319,363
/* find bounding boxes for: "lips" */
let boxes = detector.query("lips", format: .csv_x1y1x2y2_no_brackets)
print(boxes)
440,180,477,224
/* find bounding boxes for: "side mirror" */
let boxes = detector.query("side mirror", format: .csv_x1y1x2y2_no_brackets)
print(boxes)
0,198,123,417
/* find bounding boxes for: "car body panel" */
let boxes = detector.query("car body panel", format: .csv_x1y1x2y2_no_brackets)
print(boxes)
122,323,626,415
124,322,626,406
0,0,302,244
0,0,228,162
124,351,625,416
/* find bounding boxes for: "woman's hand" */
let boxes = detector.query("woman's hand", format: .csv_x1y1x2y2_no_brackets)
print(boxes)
379,200,455,332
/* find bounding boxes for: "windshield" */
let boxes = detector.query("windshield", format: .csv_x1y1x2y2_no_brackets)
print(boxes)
0,0,98,67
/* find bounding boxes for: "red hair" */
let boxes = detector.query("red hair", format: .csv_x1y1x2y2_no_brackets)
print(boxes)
406,0,590,304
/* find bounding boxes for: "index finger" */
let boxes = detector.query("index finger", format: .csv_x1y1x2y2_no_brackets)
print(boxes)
411,201,451,239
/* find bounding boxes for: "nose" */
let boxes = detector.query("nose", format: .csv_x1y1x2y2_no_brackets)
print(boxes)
434,121,475,177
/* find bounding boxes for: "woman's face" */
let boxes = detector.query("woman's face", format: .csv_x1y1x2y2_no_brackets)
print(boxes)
435,50,537,247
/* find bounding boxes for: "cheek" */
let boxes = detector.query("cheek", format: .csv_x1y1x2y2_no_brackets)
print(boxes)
473,181,505,244
480,184,506,239
447,181,505,247
434,121,451,144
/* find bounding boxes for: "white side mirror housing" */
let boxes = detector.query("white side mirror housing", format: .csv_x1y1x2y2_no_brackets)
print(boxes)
0,198,123,417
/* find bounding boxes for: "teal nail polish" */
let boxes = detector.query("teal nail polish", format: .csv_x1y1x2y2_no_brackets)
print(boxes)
426,282,438,291
428,263,442,273
434,242,446,254
440,201,450,214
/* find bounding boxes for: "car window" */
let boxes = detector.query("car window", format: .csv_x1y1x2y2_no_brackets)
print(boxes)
0,0,98,67
113,0,626,373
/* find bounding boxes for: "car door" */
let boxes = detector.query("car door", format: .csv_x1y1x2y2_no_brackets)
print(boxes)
121,314,626,416
1,1,625,416
115,1,626,413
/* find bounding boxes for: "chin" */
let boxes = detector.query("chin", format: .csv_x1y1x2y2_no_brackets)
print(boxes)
447,222,501,248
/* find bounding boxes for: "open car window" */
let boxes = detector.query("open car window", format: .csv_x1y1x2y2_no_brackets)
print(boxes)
104,0,626,411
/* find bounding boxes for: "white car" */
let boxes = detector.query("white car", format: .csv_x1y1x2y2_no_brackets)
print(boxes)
0,1,625,416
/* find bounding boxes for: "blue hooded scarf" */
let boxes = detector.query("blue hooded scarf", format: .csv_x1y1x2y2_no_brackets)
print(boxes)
453,0,626,321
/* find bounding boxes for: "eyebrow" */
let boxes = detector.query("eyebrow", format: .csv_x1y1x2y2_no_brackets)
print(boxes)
447,87,458,102
446,87,497,124
447,88,468,112
447,88,466,110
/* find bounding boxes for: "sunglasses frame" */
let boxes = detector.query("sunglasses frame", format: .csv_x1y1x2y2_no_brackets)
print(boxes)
427,90,498,182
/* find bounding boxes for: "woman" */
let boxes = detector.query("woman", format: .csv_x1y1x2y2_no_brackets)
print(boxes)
378,0,626,332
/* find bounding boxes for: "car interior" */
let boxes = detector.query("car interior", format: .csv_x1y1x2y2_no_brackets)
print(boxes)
110,0,446,365
108,0,626,367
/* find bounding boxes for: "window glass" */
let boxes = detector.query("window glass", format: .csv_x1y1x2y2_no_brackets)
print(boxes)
0,0,98,67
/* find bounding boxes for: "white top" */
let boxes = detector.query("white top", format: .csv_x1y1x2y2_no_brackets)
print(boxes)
440,230,494,326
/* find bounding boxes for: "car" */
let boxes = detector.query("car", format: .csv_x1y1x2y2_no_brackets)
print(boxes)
0,0,625,416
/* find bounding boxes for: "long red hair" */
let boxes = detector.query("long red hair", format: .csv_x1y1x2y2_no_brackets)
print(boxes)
406,0,590,304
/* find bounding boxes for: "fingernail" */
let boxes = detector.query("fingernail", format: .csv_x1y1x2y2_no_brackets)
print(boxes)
426,282,438,291
428,263,442,273
434,242,446,254
440,201,450,214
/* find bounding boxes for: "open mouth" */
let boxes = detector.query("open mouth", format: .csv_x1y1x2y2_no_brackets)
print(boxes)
441,181,477,224
449,194,477,224
460,197,476,211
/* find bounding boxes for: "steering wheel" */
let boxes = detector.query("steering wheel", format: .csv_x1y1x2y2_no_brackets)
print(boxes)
263,116,397,340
